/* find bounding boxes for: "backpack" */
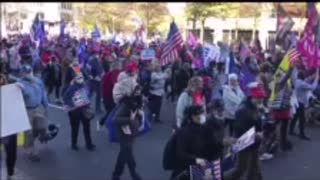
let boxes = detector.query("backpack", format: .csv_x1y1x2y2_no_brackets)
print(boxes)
162,130,180,170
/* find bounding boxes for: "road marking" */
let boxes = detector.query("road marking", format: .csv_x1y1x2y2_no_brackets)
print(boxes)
48,103,64,110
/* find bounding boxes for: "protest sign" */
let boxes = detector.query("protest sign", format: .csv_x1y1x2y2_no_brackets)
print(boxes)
1,84,31,138
231,127,256,153
141,49,155,60
190,159,221,180
203,44,220,67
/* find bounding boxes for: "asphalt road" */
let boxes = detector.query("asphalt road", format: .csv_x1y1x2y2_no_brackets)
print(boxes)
2,98,320,180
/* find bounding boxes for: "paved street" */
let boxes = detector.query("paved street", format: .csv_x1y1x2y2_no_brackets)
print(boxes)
2,99,320,180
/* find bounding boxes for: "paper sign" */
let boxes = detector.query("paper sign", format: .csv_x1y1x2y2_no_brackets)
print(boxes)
232,127,256,153
141,49,155,60
203,44,220,67
1,84,31,137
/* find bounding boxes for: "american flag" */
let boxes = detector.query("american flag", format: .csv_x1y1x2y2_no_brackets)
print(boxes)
276,3,294,44
160,21,183,66
190,159,221,180
288,48,300,67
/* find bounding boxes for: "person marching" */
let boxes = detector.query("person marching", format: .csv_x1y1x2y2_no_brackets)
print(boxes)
63,73,96,151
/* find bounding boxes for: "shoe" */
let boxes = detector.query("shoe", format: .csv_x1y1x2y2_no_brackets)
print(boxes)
131,173,142,180
259,153,274,161
281,140,293,151
289,131,298,136
86,144,96,151
28,154,40,162
111,176,120,180
71,144,79,151
299,135,311,141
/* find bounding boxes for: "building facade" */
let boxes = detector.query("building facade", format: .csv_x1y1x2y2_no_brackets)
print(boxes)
0,2,73,37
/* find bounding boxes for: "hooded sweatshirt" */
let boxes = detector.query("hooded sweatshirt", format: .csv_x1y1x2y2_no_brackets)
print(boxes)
223,81,245,120
113,72,138,104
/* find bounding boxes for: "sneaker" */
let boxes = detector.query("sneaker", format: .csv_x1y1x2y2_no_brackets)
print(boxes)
259,153,274,161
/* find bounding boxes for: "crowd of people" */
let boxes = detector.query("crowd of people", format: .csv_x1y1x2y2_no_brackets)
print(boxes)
1,32,320,180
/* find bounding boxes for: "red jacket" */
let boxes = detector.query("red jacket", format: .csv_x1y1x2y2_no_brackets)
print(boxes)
102,69,121,101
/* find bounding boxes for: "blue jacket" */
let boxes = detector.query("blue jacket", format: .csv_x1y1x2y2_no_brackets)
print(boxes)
19,77,48,109
63,83,90,111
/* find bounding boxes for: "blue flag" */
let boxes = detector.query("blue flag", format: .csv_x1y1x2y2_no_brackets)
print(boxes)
91,24,101,39
30,13,41,42
60,19,66,38
39,21,45,47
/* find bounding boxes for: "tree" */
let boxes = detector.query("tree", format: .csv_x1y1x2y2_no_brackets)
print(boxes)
134,3,169,37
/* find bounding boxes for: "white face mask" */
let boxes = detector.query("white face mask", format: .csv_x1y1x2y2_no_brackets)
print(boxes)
199,114,206,124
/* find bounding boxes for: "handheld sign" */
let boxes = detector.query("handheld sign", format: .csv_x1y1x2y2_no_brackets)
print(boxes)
1,84,31,137
231,127,256,153
141,49,155,60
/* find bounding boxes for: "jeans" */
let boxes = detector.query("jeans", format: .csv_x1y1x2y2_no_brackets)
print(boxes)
113,140,139,179
148,94,163,122
89,80,102,112
47,83,61,99
3,135,17,176
68,108,93,146
290,103,306,136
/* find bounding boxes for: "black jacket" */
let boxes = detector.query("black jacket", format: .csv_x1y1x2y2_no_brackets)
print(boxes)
175,121,218,170
205,115,225,159
234,98,263,148
113,98,143,143
43,63,62,86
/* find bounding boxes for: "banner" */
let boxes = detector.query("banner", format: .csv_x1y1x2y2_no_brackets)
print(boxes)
1,84,31,138
231,127,256,153
140,49,155,60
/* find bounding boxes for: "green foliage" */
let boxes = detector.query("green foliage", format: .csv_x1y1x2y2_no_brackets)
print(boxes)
75,3,169,36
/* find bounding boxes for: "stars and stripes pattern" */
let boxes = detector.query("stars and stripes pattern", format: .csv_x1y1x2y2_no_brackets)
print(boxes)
160,21,183,66
190,159,221,180
276,3,294,43
288,48,300,66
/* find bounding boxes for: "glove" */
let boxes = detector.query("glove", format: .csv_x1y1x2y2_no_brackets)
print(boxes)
196,158,207,167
